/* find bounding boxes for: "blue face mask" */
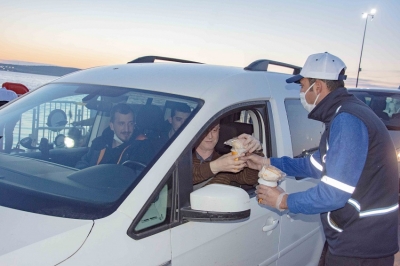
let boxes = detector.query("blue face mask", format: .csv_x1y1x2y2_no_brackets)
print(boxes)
299,82,319,113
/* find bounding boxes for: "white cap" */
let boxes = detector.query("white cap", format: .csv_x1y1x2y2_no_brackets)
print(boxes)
0,87,18,101
286,52,347,83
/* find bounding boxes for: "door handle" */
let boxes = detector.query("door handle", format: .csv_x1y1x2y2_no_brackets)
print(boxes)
262,217,279,233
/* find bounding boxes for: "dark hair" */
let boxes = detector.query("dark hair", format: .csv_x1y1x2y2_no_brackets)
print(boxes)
110,103,134,122
308,68,346,92
171,103,191,117
208,120,221,132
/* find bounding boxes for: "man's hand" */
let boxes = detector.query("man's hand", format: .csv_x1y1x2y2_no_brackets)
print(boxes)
242,153,266,171
238,133,262,153
210,153,247,174
256,185,288,211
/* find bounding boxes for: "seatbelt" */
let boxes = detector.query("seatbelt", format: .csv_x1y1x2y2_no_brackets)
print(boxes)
96,148,106,165
96,144,131,165
117,145,131,164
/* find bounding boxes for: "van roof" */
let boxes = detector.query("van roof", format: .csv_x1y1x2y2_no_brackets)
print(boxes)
54,63,298,100
348,87,400,94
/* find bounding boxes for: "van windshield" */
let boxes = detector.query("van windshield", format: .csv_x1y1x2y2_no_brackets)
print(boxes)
350,90,400,131
0,83,200,219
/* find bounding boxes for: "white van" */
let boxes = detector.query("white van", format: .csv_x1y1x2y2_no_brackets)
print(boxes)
0,56,325,266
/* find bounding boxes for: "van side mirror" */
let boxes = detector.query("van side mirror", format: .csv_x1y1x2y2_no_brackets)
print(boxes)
181,184,251,222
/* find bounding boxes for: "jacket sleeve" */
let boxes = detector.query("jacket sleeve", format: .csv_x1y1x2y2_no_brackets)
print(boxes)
287,113,368,214
207,151,264,186
75,147,94,169
192,152,217,184
271,151,322,179
75,137,103,169
208,167,259,186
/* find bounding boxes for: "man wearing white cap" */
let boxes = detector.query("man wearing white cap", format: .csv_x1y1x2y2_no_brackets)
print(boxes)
245,52,398,265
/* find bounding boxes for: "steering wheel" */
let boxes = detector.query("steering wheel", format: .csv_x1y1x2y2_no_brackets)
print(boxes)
122,160,147,170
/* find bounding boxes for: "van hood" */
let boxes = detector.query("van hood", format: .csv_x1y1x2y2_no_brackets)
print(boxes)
0,206,93,265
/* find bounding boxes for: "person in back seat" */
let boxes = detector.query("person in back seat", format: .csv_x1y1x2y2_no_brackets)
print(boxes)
75,103,135,169
166,103,191,138
193,122,262,190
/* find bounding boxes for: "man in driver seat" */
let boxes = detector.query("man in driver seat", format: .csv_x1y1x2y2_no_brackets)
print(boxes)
76,103,135,169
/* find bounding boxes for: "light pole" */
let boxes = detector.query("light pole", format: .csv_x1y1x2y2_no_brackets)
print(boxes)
356,8,376,88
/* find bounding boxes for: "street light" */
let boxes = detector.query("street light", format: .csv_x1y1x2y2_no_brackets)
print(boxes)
356,8,376,88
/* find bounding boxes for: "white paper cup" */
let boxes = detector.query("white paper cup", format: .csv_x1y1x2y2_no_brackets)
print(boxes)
258,178,277,187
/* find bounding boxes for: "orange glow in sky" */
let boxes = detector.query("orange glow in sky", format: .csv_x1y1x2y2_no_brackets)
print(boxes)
1,0,399,88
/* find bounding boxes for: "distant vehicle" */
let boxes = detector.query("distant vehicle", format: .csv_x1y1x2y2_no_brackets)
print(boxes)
2,82,29,95
348,87,400,188
0,56,325,265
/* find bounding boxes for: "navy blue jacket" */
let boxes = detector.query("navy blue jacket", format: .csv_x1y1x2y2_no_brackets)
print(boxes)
272,88,399,258
76,128,159,169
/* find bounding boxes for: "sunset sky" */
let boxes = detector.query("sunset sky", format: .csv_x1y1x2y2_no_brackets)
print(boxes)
1,0,399,88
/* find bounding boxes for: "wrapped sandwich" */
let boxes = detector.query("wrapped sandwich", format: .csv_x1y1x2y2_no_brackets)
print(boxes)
258,165,286,187
224,138,247,160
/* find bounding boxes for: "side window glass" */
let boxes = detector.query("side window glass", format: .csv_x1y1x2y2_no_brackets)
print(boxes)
133,176,173,233
215,109,260,156
193,106,264,192
4,95,94,153
285,99,324,157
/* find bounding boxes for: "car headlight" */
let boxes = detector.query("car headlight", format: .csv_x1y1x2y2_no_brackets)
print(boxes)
397,149,400,163
64,136,75,148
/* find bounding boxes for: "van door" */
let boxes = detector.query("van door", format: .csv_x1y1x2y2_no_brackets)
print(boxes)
123,173,175,266
275,100,325,265
171,199,280,266
170,105,280,266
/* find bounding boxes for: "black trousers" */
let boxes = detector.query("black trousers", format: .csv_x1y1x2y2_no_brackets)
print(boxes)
325,249,394,266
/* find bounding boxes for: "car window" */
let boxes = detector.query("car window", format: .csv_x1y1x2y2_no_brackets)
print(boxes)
193,106,265,192
134,178,172,232
285,99,324,157
350,90,400,130
0,83,201,219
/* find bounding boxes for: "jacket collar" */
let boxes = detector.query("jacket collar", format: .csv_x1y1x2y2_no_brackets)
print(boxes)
308,87,350,124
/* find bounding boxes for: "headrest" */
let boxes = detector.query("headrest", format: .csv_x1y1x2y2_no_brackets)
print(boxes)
136,105,164,133
370,97,387,111
215,122,254,154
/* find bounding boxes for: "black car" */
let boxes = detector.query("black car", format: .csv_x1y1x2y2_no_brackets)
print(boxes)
348,87,400,190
